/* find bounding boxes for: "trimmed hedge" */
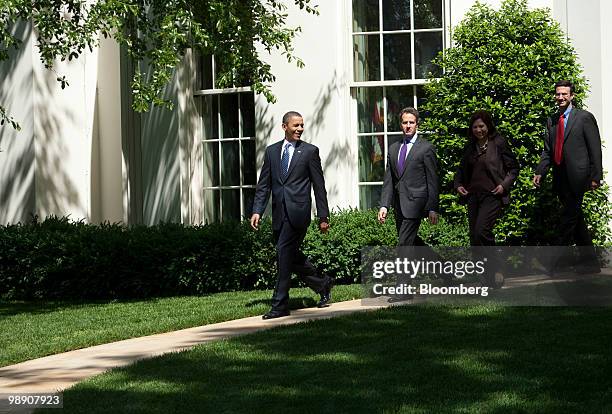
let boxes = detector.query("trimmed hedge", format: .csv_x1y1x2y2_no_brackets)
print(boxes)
0,211,468,300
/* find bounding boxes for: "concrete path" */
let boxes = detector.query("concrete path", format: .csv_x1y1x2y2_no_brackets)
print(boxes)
0,299,384,396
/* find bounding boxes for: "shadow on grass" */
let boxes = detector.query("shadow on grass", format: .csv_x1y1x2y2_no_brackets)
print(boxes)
244,296,317,309
43,305,612,413
0,298,174,318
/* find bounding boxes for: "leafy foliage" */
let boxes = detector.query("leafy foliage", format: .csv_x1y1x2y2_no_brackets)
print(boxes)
0,0,318,128
0,210,468,300
421,0,610,245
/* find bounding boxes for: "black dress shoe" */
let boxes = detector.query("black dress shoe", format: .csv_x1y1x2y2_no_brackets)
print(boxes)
317,279,333,308
262,309,290,320
387,294,413,303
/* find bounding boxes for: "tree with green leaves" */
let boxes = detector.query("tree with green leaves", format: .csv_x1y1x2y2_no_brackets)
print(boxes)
421,0,610,245
0,0,318,130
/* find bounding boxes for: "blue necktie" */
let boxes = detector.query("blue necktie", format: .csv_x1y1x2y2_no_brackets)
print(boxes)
397,139,409,174
281,143,290,178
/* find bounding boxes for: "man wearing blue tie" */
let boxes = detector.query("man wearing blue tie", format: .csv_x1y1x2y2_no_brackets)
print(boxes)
250,111,332,319
378,107,439,245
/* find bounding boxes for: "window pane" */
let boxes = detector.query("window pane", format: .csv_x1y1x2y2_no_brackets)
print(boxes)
200,54,213,90
242,188,256,218
416,84,430,120
383,34,412,80
241,139,256,185
414,0,442,29
382,0,411,31
221,189,240,221
356,87,384,134
241,92,255,138
204,189,220,223
414,31,443,78
359,135,385,182
353,34,380,82
386,86,414,132
359,185,382,210
353,0,379,32
220,94,239,139
203,142,220,187
387,134,402,150
201,96,219,140
221,141,240,186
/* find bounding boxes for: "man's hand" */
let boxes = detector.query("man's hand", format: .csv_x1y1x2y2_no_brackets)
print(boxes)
428,211,438,225
590,180,600,191
319,220,330,234
533,174,542,188
491,184,505,195
250,213,260,230
456,186,468,196
378,207,388,224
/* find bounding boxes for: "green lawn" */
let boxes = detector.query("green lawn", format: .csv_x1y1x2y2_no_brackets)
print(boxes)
0,285,362,367
38,305,612,414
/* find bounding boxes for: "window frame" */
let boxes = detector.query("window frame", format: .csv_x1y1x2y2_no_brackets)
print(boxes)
350,0,448,209
194,54,257,222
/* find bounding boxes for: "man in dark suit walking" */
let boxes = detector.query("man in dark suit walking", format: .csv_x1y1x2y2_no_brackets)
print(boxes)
378,107,439,245
534,80,603,271
250,111,332,319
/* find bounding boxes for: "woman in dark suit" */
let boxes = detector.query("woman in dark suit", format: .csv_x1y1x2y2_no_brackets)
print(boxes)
454,111,519,288
454,110,519,246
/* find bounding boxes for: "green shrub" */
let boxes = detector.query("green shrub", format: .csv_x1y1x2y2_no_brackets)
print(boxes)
0,210,470,300
421,0,611,245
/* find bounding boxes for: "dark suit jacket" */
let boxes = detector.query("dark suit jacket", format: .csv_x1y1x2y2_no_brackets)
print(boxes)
252,139,329,231
380,135,439,219
454,133,519,205
536,107,603,195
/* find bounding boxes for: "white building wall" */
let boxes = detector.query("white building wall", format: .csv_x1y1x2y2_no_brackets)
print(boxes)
32,34,97,221
0,22,35,224
255,1,356,210
92,37,124,224
601,1,612,176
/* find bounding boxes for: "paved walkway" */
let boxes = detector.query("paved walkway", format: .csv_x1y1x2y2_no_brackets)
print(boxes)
0,299,384,396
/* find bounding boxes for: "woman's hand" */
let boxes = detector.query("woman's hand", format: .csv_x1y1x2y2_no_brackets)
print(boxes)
491,184,505,195
457,186,469,196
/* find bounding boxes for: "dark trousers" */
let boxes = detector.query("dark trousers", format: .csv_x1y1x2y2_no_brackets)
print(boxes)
270,216,329,312
467,193,504,285
395,213,424,247
467,193,503,246
555,185,598,268
557,188,593,247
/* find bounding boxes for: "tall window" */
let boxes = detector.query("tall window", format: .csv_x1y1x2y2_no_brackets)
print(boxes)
352,0,444,209
196,55,256,222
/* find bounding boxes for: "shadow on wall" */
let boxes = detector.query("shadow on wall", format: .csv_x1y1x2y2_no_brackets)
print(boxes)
312,70,353,203
0,22,35,223
253,71,353,205
0,21,81,224
255,102,276,168
34,56,82,219
140,66,181,225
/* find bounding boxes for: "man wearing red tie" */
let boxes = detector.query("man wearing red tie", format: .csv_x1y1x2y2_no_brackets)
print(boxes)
533,80,603,271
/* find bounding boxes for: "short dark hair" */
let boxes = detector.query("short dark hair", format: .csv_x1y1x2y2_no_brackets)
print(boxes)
398,107,420,124
468,110,497,140
282,111,302,124
554,80,575,94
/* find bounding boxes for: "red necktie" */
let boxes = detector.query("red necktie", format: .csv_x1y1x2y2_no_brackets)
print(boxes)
554,113,564,165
